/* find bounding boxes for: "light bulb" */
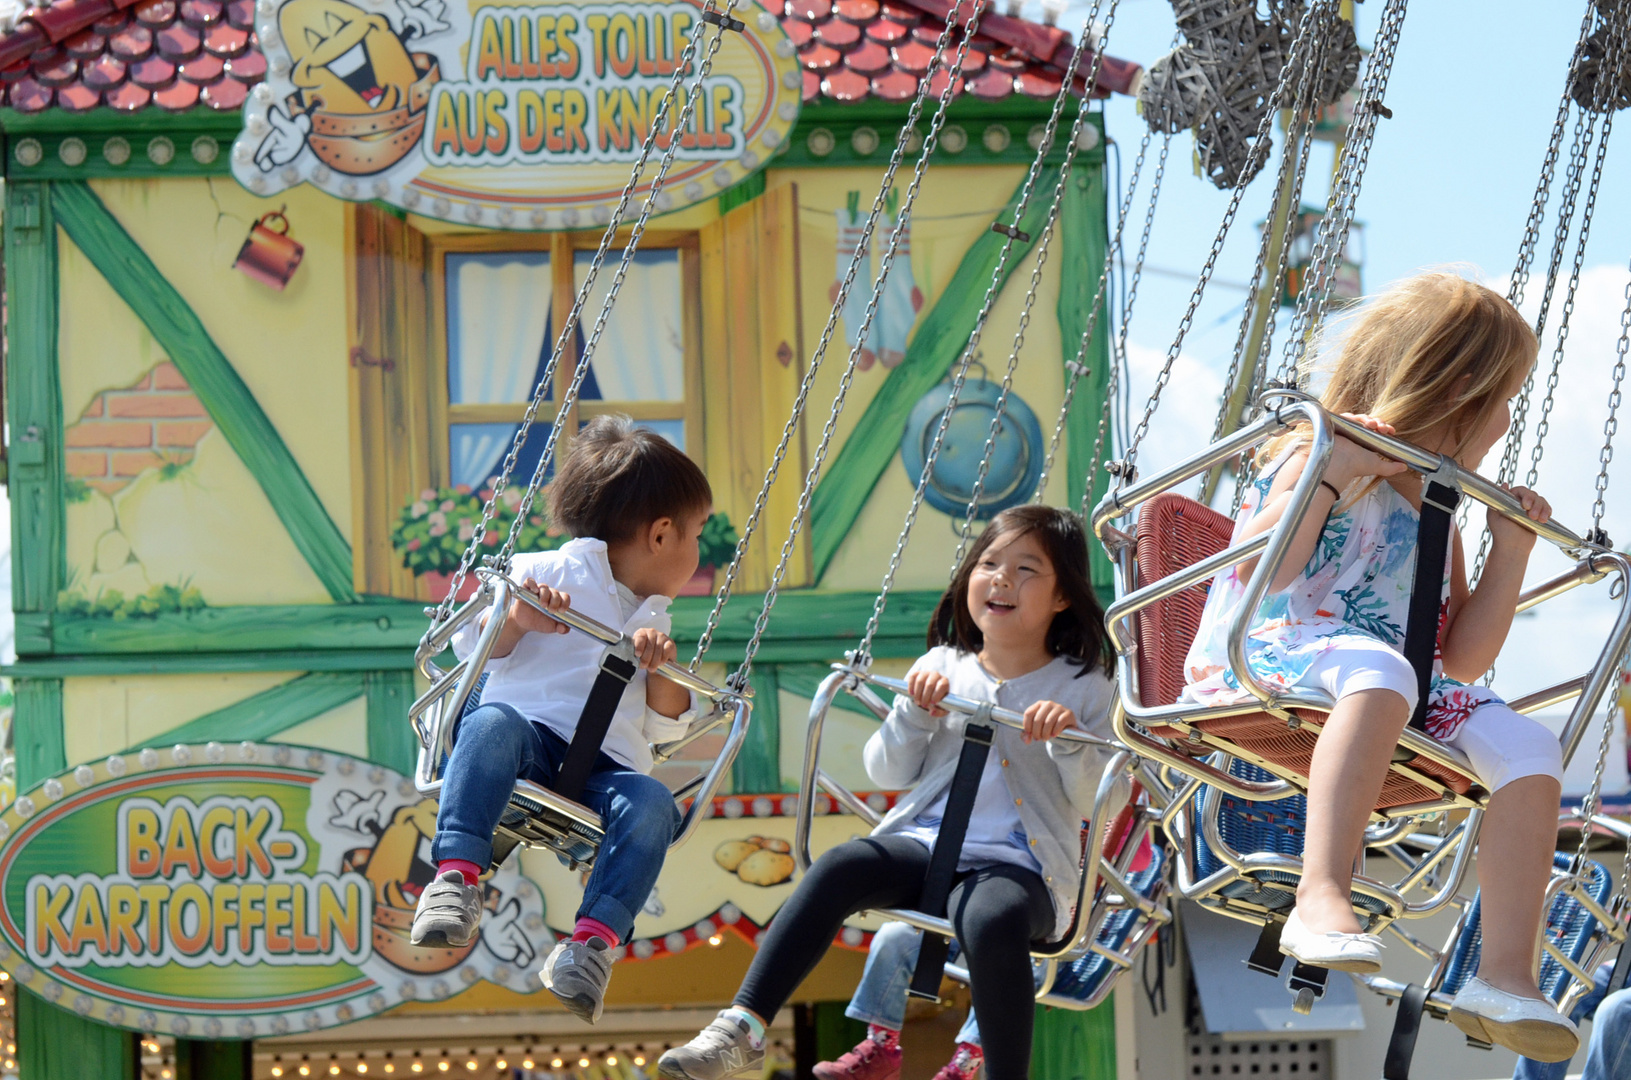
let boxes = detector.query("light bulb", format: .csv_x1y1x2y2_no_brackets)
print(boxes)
300,1067,311,1077
162,1071,172,1080
708,935,722,947
579,1059,590,1069
606,1056,617,1066
634,1057,646,1067
411,1063,423,1074
465,1062,477,1071
330,1067,341,1076
272,1069,284,1078
359,1065,369,1075
551,1059,564,1069
495,1061,507,1071
522,1060,535,1070
438,1063,450,1073
384,1066,395,1074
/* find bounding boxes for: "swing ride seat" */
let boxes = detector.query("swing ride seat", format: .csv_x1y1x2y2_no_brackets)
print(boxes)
1092,394,1631,949
1036,844,1171,1010
793,668,1166,1003
409,570,752,873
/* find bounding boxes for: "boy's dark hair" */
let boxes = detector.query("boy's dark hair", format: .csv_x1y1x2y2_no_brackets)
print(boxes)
549,415,712,542
929,505,1110,676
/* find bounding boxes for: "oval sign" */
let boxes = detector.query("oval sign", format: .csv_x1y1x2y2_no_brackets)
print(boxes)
0,743,552,1037
230,0,802,229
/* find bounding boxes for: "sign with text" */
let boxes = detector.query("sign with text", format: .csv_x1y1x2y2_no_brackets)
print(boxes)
0,744,551,1037
230,0,800,228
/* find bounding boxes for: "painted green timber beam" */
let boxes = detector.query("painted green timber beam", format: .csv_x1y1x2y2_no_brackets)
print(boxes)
126,672,367,752
366,670,418,776
49,181,358,603
5,182,64,654
1054,160,1115,594
730,665,781,793
807,164,1060,581
14,678,65,790
21,589,944,659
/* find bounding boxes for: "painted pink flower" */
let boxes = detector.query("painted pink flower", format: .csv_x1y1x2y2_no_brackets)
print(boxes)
479,489,494,502
410,501,429,517
482,531,501,547
429,521,449,537
407,538,422,551
420,489,437,501
458,523,475,542
439,499,455,513
454,484,472,495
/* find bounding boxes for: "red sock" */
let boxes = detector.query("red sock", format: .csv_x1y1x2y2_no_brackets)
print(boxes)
571,917,620,947
866,1025,900,1052
437,859,481,886
946,1043,983,1079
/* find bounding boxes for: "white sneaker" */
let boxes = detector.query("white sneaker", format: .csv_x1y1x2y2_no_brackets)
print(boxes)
1277,909,1384,974
1448,977,1579,1063
658,1012,766,1080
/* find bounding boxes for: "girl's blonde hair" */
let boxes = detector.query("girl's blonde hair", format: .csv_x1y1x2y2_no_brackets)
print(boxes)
1260,272,1538,467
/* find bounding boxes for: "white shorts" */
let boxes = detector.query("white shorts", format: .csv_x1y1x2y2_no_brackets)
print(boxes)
1295,639,1563,791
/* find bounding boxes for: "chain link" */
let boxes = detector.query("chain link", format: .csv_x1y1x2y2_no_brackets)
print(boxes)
426,3,733,631
949,5,1123,569
1119,0,1335,475
726,0,994,686
1034,122,1157,502
1592,264,1631,533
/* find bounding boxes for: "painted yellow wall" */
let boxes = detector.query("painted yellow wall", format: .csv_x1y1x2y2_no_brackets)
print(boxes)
62,671,300,764
271,696,371,758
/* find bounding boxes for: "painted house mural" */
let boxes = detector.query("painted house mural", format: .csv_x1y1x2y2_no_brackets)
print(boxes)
0,0,1140,1072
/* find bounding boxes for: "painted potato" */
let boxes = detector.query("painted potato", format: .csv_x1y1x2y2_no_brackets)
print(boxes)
736,848,796,887
714,839,760,872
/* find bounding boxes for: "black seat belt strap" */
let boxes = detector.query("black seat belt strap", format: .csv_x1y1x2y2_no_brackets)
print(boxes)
1402,473,1460,731
553,639,640,801
909,707,995,1001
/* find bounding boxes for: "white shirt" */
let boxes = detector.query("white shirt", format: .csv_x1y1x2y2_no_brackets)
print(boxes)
450,538,691,774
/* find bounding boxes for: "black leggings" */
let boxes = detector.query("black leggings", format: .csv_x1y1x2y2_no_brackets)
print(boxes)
735,835,1053,1080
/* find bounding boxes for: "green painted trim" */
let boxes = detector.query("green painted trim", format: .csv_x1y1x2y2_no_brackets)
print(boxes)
4,648,417,677
1054,155,1114,592
731,665,781,793
129,672,367,752
807,165,1061,580
1032,998,1116,1080
717,170,766,215
781,105,1105,170
5,130,234,180
14,678,65,791
366,670,418,776
1,107,242,135
5,182,64,635
19,992,138,1080
50,181,358,603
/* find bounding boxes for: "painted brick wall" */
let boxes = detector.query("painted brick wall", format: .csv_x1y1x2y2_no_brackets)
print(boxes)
64,362,214,495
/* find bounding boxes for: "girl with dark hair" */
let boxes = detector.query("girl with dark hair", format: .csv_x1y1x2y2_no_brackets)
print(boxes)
660,507,1122,1080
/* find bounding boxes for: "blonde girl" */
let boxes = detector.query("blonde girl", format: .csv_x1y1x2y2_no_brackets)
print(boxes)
1181,273,1575,1061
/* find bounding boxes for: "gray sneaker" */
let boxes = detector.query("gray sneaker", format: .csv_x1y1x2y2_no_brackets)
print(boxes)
658,1012,765,1080
541,937,614,1023
409,870,482,948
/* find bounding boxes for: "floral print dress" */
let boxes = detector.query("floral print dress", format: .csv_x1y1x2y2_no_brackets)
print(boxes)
1180,456,1501,741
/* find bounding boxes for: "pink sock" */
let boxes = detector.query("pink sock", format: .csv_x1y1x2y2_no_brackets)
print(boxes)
866,1024,900,1052
571,917,620,947
437,859,481,886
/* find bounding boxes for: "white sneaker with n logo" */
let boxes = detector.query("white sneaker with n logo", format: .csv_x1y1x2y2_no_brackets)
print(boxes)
657,1012,765,1080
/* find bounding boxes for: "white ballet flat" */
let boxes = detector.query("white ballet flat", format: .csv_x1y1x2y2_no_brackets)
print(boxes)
1448,977,1579,1063
1276,909,1384,974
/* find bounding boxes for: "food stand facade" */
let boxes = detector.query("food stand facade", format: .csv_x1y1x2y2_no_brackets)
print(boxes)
0,0,1134,1073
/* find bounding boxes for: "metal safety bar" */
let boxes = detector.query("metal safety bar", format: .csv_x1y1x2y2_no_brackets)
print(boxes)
794,668,1143,985
1090,392,1631,801
404,571,751,867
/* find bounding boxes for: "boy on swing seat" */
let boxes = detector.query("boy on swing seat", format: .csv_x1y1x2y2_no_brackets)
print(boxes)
410,415,714,1024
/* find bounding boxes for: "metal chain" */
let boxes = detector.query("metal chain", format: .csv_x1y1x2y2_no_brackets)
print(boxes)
1086,134,1172,511
726,0,994,686
1211,13,1332,446
1526,109,1614,493
949,5,1123,568
427,3,732,630
1592,262,1631,533
1272,0,1409,388
502,0,748,565
690,0,976,669
1118,0,1335,476
852,0,1114,657
1033,122,1156,501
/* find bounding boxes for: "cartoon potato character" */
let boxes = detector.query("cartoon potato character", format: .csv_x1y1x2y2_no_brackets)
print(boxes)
256,0,447,174
341,797,478,974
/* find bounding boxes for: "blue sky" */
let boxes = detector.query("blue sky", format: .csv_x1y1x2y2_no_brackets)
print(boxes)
1070,0,1631,793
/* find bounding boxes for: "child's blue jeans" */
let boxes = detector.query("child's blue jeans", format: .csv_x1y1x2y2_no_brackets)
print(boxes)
431,701,680,943
845,920,981,1046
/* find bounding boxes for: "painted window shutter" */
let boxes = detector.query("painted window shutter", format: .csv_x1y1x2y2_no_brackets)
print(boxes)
699,182,810,591
350,203,435,600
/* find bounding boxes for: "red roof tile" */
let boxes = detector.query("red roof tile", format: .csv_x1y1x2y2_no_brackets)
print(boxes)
0,0,1140,116
786,0,1141,105
0,0,257,114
